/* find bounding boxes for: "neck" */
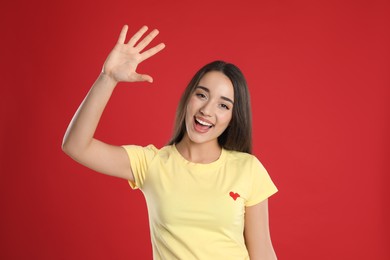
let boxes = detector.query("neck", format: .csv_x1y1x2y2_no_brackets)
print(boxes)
175,136,222,164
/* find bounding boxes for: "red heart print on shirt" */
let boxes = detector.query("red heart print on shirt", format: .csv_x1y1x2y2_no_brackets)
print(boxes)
229,191,240,201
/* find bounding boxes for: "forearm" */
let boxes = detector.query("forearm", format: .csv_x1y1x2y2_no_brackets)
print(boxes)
62,73,117,156
246,239,277,260
245,200,277,260
246,230,277,260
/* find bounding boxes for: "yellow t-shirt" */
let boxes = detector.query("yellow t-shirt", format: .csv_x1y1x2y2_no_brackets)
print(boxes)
122,144,278,260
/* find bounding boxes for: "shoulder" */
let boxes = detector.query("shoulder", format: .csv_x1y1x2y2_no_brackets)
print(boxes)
157,145,176,160
121,144,176,165
122,144,158,154
133,144,176,159
121,144,160,160
224,149,267,173
225,149,261,165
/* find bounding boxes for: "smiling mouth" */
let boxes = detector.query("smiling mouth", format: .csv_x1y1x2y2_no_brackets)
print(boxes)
194,117,214,128
194,117,214,133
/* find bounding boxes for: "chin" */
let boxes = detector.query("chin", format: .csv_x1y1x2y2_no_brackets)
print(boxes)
185,132,218,146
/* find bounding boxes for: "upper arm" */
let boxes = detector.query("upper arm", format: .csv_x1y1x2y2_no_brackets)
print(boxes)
244,199,277,260
63,138,134,181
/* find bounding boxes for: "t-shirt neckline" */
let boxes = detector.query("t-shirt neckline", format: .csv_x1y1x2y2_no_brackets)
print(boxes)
172,144,226,170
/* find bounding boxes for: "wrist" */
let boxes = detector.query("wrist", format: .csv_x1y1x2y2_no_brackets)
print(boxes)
98,72,118,88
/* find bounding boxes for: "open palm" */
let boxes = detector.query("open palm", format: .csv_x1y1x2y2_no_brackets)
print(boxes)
103,25,165,83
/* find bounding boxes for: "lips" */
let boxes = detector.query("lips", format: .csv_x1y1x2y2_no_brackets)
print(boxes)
195,116,213,126
193,116,214,133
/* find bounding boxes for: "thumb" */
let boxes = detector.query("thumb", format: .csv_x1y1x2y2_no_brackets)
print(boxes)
138,74,153,83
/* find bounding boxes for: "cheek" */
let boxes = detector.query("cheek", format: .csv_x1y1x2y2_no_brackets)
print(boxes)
186,97,197,114
185,101,196,124
220,112,233,127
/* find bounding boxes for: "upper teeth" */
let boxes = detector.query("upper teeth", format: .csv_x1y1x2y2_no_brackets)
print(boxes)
196,118,213,126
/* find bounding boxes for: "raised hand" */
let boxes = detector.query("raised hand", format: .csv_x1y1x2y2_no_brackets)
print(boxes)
102,25,165,83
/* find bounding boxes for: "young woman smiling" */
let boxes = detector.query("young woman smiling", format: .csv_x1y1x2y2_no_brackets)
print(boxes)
62,25,278,260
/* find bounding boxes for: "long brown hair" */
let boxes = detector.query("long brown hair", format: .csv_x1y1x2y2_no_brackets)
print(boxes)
168,61,253,154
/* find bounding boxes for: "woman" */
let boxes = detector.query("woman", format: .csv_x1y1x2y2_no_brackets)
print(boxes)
62,25,278,260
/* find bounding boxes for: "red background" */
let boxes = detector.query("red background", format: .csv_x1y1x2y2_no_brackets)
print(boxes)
1,0,389,259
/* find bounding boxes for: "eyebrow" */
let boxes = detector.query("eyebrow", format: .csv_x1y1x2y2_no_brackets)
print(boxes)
196,86,234,105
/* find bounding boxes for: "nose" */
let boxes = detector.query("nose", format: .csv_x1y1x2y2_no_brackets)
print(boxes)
199,101,213,117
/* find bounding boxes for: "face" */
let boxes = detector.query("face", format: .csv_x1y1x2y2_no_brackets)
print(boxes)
184,71,234,146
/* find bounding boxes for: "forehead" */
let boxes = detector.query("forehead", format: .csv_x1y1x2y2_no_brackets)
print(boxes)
198,71,234,100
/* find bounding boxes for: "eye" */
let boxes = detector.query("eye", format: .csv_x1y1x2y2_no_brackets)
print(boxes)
195,93,207,99
219,103,230,110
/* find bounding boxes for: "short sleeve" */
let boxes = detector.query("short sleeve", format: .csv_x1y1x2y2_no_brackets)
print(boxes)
121,144,158,189
245,157,278,206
